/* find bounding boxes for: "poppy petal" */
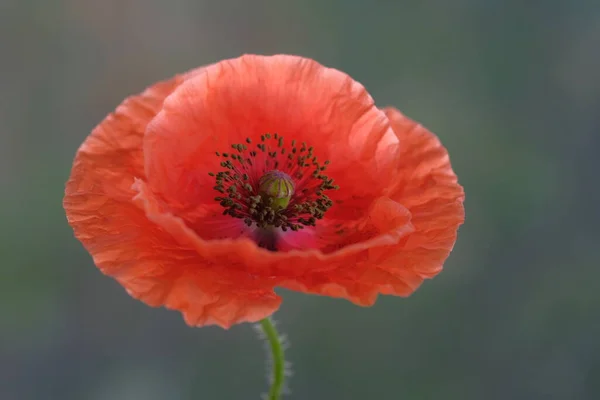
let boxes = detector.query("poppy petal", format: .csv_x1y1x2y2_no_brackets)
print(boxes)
381,107,465,279
64,68,281,328
275,111,464,303
132,173,416,307
131,178,282,327
143,55,399,228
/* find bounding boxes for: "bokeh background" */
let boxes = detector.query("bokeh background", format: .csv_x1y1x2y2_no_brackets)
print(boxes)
2,1,599,399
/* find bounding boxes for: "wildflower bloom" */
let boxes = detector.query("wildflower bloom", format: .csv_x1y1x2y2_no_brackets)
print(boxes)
64,55,465,328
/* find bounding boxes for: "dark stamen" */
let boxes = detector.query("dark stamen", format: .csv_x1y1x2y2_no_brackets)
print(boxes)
208,134,339,232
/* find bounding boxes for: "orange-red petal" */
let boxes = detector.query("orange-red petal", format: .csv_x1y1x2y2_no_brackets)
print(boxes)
64,68,281,328
143,55,399,225
277,109,464,302
381,107,465,278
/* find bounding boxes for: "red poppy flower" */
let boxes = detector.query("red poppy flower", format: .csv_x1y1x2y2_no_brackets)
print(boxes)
64,55,464,329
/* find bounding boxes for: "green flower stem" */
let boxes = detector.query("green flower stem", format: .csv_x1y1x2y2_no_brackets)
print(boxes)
260,318,285,400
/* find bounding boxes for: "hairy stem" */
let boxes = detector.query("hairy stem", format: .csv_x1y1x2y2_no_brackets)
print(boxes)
259,318,286,400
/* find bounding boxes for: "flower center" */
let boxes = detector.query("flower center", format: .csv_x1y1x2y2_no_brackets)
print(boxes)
258,170,295,211
209,133,339,232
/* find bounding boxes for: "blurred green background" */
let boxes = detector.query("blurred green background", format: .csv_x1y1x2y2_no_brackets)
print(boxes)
2,1,599,399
